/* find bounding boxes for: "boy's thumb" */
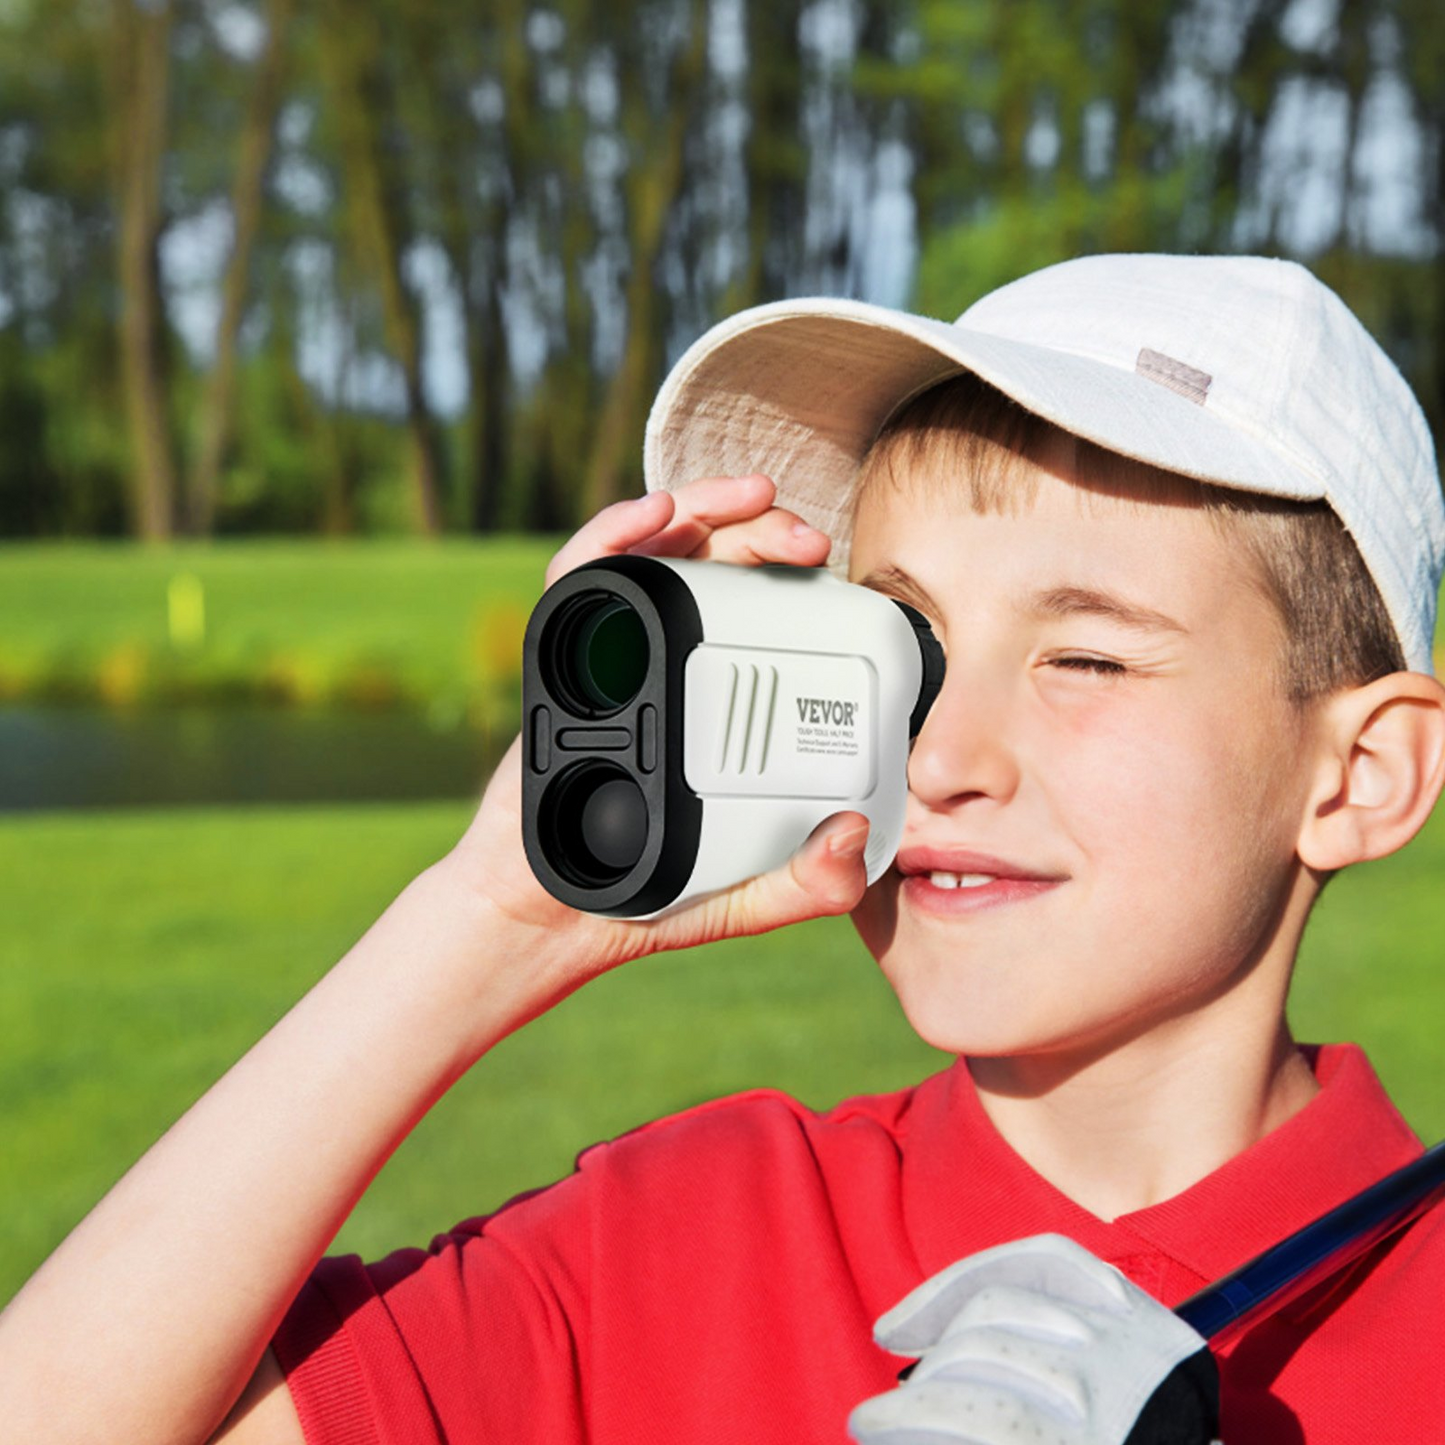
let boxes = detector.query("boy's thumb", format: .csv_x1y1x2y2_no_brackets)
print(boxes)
650,812,872,951
789,811,871,912
734,812,871,931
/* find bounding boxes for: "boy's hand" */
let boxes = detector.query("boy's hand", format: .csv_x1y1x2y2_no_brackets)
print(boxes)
849,1235,1221,1445
436,475,870,1006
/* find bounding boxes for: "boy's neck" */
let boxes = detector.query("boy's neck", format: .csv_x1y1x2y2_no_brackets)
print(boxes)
967,1014,1319,1223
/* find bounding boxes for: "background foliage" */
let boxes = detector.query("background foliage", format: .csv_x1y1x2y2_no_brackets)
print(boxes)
1,0,1441,542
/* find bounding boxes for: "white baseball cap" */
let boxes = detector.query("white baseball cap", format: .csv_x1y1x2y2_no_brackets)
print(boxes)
643,253,1444,674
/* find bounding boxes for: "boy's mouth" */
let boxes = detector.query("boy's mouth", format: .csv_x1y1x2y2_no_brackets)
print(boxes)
894,846,1068,915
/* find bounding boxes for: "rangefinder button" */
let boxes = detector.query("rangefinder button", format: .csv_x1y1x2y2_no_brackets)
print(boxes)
530,706,552,773
557,727,630,751
639,704,658,773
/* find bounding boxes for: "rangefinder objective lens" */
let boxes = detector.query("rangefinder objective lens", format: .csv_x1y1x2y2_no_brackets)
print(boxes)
540,761,649,887
545,592,650,716
573,599,648,709
578,775,648,871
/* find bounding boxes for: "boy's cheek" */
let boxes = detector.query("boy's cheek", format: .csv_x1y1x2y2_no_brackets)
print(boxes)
1056,693,1258,831
849,871,900,960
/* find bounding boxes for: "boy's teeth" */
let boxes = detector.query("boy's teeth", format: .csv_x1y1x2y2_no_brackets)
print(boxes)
928,871,996,889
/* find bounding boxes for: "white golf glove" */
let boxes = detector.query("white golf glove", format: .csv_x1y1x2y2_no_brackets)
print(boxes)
848,1234,1222,1445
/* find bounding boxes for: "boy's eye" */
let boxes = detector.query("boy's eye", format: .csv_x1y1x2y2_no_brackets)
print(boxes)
1049,654,1128,676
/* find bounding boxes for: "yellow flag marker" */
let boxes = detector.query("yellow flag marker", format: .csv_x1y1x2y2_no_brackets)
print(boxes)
168,573,206,651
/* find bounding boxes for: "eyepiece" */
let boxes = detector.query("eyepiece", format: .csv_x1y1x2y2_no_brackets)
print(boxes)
544,591,651,716
892,599,945,737
540,760,650,887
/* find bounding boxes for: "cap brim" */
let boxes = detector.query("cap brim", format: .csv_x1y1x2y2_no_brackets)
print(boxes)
643,298,1327,576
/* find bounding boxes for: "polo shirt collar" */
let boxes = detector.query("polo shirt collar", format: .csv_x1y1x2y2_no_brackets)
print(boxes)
902,1043,1423,1289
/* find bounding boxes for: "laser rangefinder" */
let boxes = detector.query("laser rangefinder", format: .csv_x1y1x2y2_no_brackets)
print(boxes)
521,555,944,919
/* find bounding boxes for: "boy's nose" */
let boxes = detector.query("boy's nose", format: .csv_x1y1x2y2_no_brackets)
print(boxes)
906,667,1021,809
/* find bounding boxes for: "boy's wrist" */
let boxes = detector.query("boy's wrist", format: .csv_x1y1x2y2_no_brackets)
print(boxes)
399,852,607,1060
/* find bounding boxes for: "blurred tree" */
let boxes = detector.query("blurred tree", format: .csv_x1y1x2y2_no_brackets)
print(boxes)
1390,0,1444,434
726,0,806,312
393,0,512,533
582,0,710,515
0,0,128,534
110,0,180,539
0,0,1442,537
315,0,445,534
187,0,297,535
870,0,1190,316
0,331,61,534
483,0,592,534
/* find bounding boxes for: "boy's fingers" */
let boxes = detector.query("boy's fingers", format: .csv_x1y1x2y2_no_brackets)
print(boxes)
666,471,778,523
543,475,781,588
623,473,779,557
543,476,830,593
630,502,831,567
544,491,676,588
700,508,832,566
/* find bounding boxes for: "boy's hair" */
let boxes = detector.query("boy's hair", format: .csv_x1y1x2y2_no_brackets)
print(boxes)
851,373,1406,707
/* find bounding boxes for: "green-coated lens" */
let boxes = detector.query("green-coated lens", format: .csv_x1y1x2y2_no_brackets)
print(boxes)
573,599,649,710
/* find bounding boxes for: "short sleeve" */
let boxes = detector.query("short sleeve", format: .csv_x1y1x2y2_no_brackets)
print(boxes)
269,1081,923,1445
272,1167,596,1445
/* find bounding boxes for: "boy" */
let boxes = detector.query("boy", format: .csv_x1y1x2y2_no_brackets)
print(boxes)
3,254,1444,1444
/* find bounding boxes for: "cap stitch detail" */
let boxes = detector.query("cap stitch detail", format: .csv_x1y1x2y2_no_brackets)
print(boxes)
1136,348,1212,406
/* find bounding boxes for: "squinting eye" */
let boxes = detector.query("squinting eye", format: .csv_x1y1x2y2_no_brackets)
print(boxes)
1050,655,1128,676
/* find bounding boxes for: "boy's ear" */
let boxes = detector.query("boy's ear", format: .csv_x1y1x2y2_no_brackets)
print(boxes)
1298,672,1445,873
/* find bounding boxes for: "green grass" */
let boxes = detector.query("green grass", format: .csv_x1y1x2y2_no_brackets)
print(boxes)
3,794,1443,1308
0,538,559,716
1288,815,1445,1136
0,799,946,1306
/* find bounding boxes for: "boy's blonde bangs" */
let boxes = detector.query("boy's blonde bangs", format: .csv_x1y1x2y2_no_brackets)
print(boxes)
850,373,1406,705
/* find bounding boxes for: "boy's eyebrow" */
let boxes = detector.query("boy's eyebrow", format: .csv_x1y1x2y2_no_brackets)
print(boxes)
856,566,1189,635
1025,585,1190,635
856,564,939,615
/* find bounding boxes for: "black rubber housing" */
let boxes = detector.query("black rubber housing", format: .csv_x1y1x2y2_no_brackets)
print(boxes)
522,555,704,916
893,600,945,737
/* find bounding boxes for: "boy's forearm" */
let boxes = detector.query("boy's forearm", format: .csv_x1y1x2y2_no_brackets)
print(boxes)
0,860,567,1445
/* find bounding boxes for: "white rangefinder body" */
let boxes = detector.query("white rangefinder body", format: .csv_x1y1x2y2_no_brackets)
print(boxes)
521,555,942,919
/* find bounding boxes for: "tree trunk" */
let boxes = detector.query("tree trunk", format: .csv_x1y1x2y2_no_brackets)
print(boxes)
487,0,595,531
316,0,444,535
112,0,178,541
186,0,295,537
407,8,511,535
581,0,709,517
437,191,511,535
467,259,510,533
727,0,804,313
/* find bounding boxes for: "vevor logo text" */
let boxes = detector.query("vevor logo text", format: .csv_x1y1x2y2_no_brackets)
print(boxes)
797,697,857,727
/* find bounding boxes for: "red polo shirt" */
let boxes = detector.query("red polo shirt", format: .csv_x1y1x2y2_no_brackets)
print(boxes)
274,1043,1445,1443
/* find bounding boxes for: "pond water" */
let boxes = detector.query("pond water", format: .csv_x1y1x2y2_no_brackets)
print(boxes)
0,704,511,811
